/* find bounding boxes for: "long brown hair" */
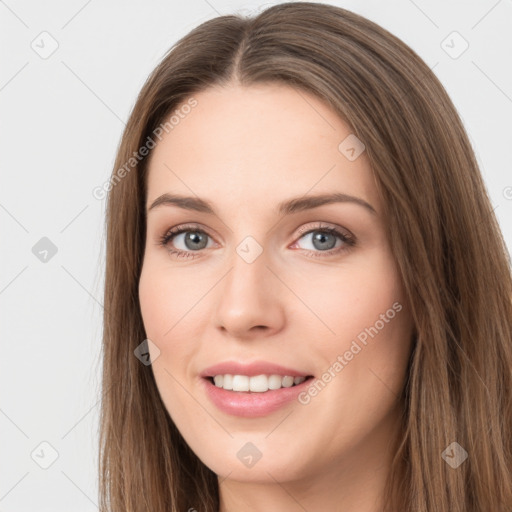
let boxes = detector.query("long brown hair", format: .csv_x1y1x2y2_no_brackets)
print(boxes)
98,3,512,510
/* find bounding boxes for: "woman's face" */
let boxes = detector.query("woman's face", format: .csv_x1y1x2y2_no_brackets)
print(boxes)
139,83,414,487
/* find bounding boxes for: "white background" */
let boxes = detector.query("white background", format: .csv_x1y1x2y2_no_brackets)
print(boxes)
1,0,511,510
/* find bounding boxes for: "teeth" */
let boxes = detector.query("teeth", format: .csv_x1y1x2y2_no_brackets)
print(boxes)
282,376,294,387
222,374,232,390
212,374,307,392
232,375,249,392
249,374,268,392
268,375,282,390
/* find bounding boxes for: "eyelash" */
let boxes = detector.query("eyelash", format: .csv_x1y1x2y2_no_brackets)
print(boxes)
157,222,356,260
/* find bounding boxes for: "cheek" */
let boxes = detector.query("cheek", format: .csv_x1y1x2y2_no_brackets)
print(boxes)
138,257,197,342
138,261,200,419
138,257,210,382
302,249,412,431
138,268,170,341
296,248,412,406
290,248,405,347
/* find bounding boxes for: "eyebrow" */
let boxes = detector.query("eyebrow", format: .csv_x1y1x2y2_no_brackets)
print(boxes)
147,192,377,216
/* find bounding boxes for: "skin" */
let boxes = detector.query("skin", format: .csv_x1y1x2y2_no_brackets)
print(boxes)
138,82,415,511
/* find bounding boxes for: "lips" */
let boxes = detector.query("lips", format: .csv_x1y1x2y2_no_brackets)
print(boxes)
199,360,315,417
201,373,314,417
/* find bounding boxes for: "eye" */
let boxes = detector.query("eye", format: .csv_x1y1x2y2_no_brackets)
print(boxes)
158,224,214,259
291,223,355,258
157,222,356,259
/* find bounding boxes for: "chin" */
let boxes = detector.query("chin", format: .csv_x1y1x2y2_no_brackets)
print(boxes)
197,442,312,484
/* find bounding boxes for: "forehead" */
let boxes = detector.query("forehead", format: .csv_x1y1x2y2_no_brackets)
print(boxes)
145,83,379,216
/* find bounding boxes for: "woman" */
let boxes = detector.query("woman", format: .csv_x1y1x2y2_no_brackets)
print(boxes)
98,2,512,511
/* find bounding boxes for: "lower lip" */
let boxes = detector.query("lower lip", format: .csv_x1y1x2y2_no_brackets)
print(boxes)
201,377,314,417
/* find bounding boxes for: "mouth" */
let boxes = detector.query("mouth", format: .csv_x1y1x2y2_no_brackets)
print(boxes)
204,374,315,393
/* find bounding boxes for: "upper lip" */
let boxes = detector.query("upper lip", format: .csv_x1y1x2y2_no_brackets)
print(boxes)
200,361,312,378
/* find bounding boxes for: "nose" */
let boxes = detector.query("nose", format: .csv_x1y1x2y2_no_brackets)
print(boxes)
212,242,286,340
